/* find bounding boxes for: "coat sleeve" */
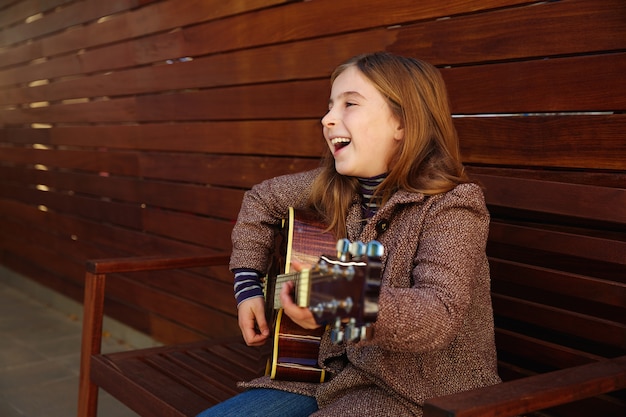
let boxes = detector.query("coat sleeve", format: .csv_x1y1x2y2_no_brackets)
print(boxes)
372,184,491,352
229,169,320,274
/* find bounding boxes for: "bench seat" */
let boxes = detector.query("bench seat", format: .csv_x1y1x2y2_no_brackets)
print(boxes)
92,337,269,417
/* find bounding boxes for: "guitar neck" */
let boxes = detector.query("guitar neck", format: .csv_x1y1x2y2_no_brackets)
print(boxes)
270,270,310,310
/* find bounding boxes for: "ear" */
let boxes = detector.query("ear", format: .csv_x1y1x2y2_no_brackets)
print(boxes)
393,123,404,141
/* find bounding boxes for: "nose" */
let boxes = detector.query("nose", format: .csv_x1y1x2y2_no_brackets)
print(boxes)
321,108,335,128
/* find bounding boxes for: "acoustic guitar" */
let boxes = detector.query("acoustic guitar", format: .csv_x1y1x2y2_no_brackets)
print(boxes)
264,207,383,383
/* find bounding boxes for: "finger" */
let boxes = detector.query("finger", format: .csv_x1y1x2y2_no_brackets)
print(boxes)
254,308,270,337
280,281,296,308
240,318,269,346
290,260,307,272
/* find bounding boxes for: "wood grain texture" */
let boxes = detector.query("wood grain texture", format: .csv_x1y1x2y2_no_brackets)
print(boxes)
0,6,624,416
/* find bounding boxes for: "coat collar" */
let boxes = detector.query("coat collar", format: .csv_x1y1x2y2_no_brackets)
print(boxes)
346,189,428,241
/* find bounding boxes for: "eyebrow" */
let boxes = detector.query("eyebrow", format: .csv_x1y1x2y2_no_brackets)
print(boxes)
328,91,366,107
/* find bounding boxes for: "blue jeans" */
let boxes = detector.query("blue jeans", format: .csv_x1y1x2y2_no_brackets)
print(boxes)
195,388,318,417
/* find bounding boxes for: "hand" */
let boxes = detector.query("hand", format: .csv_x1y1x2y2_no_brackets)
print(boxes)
237,297,270,346
280,280,321,330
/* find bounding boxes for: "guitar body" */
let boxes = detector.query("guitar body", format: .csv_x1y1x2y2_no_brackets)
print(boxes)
267,208,382,383
269,208,335,382
271,310,328,382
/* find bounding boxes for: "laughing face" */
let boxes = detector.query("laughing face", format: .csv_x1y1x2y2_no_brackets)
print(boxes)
321,65,404,178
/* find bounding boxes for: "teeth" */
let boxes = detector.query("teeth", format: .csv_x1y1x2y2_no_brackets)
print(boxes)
331,137,351,145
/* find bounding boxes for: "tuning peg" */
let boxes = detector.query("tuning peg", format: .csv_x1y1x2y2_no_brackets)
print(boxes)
344,318,360,342
349,241,366,258
330,318,344,344
311,297,353,318
317,261,329,274
360,324,374,341
341,265,355,281
366,240,384,258
336,238,351,260
311,299,338,317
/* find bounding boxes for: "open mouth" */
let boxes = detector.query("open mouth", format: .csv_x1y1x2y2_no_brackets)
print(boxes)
331,137,351,152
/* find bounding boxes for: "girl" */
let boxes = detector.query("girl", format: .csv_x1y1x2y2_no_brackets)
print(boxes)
197,51,501,417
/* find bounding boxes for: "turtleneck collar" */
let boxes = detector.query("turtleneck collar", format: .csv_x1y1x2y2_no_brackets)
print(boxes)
358,173,387,218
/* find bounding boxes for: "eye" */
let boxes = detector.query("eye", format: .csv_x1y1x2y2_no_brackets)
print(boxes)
345,102,356,107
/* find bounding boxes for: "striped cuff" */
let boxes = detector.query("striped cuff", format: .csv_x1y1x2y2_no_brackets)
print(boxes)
233,268,264,306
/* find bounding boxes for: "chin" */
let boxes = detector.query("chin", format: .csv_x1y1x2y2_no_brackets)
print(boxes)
333,165,351,176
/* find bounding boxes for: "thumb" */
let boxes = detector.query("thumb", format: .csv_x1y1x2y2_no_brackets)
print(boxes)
255,305,270,335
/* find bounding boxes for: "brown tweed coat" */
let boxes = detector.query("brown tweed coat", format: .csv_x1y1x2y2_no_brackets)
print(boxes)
230,169,501,416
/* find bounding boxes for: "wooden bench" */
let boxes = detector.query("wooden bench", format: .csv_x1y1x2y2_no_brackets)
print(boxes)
77,172,626,417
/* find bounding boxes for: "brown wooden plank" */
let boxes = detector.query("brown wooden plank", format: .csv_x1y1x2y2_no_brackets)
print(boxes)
105,274,238,338
3,53,624,124
0,0,294,69
0,199,208,257
467,166,626,189
0,215,121,268
133,80,327,122
390,0,626,65
0,80,328,124
486,242,623,285
0,229,222,348
105,298,221,344
3,114,625,171
176,0,531,66
142,209,233,251
457,114,626,170
3,0,623,95
0,166,245,220
0,29,391,102
492,294,626,349
423,355,626,417
0,147,140,175
489,221,626,266
5,0,623,103
0,0,532,87
1,214,235,319
0,121,325,156
0,0,21,14
0,251,85,307
91,354,212,416
0,213,237,326
542,397,626,417
113,269,236,317
139,154,320,188
0,0,142,47
0,96,139,125
443,52,626,113
0,51,83,89
91,337,267,414
495,329,605,370
477,174,626,224
0,182,143,228
0,0,72,29
0,229,86,285
0,126,49,143
143,354,239,403
104,280,234,343
0,250,208,345
490,258,626,309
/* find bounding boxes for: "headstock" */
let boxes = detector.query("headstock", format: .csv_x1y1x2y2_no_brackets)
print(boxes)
290,239,383,344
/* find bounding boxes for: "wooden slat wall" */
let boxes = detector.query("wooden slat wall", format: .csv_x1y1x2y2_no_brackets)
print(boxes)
0,0,624,347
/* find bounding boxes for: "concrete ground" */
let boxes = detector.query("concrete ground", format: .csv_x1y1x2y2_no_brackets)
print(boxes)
0,272,144,417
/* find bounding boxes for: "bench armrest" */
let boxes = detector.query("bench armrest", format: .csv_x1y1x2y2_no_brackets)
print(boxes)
78,253,230,417
86,253,231,274
423,355,626,417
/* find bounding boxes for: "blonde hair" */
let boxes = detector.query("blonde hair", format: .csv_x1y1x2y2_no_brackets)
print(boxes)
309,52,469,237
